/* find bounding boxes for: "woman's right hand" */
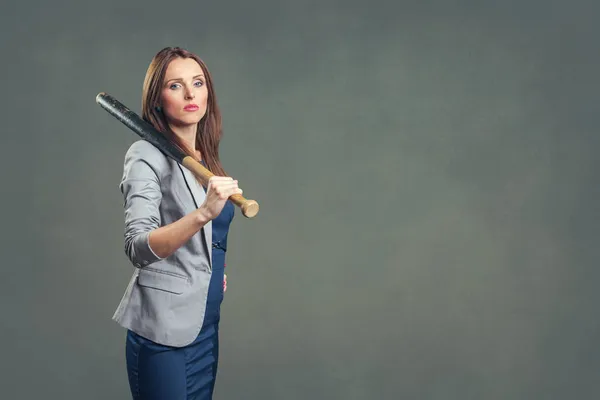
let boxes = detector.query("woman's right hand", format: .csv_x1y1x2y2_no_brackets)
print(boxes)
198,176,242,221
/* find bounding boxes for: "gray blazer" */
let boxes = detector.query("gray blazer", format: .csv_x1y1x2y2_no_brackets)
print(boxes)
112,140,213,347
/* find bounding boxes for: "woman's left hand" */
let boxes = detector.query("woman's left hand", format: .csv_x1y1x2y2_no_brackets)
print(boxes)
223,274,227,292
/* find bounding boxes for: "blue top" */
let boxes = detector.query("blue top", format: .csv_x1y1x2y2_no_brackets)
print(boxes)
201,183,235,326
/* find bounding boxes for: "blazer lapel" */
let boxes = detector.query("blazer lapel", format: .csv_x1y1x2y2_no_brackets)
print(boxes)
178,164,212,267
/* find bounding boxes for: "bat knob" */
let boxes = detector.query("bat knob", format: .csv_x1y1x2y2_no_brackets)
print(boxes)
241,200,259,218
96,92,107,103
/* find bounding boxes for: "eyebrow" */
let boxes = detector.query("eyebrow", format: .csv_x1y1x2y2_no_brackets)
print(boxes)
165,74,205,83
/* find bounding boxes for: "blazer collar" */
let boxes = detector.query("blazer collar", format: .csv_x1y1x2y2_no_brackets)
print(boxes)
178,164,212,267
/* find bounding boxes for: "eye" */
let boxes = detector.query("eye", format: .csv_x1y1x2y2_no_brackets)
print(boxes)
194,80,204,87
169,83,182,90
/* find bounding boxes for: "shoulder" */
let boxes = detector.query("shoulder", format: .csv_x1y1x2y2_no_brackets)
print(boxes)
125,139,166,161
123,140,171,181
124,140,170,169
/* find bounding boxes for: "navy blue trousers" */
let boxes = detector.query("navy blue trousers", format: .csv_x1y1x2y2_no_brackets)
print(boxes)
125,251,225,400
125,322,220,399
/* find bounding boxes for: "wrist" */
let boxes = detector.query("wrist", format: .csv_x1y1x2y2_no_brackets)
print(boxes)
195,207,211,226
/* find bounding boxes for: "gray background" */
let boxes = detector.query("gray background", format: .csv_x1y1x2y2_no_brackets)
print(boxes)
1,0,598,399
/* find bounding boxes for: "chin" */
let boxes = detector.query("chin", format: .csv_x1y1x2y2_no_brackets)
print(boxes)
172,116,204,126
187,112,206,123
186,117,203,124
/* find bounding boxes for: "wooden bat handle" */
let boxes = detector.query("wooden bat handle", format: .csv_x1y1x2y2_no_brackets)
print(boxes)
96,92,259,219
181,156,260,218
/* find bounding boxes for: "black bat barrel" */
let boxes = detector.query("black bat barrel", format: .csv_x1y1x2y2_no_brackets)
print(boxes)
95,92,186,163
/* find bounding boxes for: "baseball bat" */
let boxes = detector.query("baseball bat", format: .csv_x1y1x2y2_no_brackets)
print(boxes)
95,92,259,218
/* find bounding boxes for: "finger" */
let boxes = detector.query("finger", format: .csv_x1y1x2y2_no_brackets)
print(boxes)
217,189,242,200
209,176,234,182
221,187,243,198
208,176,234,187
212,180,238,188
211,182,240,194
213,185,241,199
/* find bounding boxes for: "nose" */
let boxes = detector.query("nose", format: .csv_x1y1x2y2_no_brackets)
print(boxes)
184,87,195,100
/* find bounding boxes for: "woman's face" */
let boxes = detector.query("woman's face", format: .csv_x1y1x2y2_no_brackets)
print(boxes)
160,57,209,128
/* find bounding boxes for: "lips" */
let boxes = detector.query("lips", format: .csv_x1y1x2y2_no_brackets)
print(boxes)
184,104,199,111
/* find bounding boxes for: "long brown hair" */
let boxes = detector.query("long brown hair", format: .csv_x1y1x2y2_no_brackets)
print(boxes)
141,46,227,177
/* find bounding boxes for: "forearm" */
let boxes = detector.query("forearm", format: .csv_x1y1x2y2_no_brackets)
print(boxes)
148,208,211,259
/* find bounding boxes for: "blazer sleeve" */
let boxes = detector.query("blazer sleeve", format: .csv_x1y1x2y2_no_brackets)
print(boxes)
119,140,166,268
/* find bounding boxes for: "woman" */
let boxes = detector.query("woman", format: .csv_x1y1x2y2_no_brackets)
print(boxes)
112,47,242,399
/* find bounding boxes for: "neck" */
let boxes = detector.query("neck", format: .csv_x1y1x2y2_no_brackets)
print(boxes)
170,123,199,158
